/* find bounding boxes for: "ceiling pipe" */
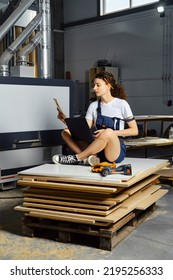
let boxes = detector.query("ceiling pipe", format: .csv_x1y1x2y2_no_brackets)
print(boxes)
0,12,42,76
17,31,42,66
0,0,21,25
0,0,35,42
39,0,52,79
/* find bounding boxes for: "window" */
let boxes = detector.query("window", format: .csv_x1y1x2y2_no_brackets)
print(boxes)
100,0,159,15
132,0,159,7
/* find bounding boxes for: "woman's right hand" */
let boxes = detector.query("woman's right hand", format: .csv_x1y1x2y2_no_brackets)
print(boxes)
57,111,66,124
94,129,105,137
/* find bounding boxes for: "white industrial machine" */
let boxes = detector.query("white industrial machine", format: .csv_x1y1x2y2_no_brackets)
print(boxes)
0,77,75,190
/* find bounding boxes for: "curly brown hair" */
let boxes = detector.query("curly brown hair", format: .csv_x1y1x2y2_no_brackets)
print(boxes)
95,71,128,100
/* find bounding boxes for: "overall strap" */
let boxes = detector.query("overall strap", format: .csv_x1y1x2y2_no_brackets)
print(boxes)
97,100,101,114
97,100,135,130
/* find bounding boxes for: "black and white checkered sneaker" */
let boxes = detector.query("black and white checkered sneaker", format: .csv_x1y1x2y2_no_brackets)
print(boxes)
52,154,82,165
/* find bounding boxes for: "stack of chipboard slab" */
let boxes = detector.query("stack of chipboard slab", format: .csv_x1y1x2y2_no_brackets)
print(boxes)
15,158,169,226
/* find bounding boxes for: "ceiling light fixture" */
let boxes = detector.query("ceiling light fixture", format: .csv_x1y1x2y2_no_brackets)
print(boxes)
157,6,164,13
157,1,165,17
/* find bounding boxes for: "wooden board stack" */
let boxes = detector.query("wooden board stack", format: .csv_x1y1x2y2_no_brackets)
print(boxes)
156,165,173,187
15,158,169,250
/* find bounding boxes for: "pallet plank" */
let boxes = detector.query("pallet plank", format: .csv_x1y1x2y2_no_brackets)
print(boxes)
21,203,156,250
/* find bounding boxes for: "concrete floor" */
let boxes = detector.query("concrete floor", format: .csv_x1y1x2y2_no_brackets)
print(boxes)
0,183,173,260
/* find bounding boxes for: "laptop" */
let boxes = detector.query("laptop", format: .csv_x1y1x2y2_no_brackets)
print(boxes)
65,117,94,143
53,98,94,143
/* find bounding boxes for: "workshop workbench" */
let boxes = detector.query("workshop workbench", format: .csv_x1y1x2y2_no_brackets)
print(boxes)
135,115,173,137
125,137,173,158
126,114,173,158
125,137,173,148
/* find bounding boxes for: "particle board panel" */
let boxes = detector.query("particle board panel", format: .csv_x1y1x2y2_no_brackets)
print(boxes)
18,174,130,187
111,193,129,203
23,188,120,206
23,191,118,206
22,174,159,207
120,185,161,210
21,184,159,217
94,185,162,224
99,212,136,234
26,211,95,225
17,158,169,188
17,179,117,194
136,189,168,210
23,197,111,210
22,201,120,216
18,206,132,225
155,167,173,178
15,205,113,223
112,174,160,203
15,184,163,224
120,161,168,187
123,174,160,195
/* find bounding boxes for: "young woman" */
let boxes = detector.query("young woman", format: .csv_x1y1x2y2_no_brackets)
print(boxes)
52,71,138,165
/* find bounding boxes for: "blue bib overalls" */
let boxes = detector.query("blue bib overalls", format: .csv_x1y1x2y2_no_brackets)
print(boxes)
96,100,127,163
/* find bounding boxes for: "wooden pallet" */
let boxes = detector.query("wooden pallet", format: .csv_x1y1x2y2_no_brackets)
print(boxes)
21,203,156,251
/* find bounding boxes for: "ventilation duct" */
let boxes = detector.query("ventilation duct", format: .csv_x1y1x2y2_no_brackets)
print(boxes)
0,1,21,25
0,12,42,76
0,0,35,41
17,31,42,66
0,0,9,14
0,0,53,79
39,0,52,78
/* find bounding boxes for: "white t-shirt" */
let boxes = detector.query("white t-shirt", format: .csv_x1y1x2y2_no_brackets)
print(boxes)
85,98,133,130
